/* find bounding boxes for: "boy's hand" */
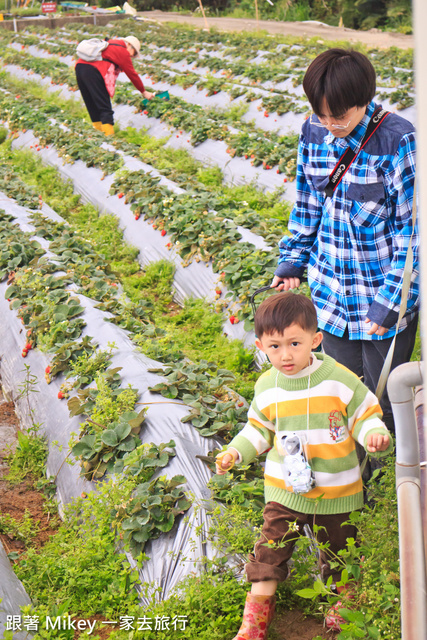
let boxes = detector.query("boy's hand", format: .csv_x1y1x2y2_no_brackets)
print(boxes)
366,433,390,452
215,449,238,475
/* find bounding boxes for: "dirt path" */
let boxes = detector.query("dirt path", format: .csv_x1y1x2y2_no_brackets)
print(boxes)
138,11,413,50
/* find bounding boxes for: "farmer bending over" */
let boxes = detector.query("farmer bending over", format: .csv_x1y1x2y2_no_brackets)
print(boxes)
75,35,153,135
216,292,392,638
271,48,419,436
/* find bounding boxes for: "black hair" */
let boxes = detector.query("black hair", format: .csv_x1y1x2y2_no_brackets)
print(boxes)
303,48,376,117
255,292,318,338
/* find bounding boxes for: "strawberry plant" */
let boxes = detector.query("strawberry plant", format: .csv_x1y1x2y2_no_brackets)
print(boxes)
71,410,146,481
148,360,247,438
0,213,44,279
113,439,177,481
113,475,191,558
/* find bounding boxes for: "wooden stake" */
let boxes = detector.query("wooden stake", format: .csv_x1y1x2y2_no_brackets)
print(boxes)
255,0,259,29
197,0,209,31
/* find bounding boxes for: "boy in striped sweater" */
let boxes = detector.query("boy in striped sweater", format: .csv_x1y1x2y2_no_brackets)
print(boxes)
216,292,391,639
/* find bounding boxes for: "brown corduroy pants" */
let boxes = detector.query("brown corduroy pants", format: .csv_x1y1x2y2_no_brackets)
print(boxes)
246,502,357,584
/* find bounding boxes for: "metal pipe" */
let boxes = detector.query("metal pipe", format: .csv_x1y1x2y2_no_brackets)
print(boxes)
414,388,427,562
388,362,427,640
397,480,426,639
413,0,427,573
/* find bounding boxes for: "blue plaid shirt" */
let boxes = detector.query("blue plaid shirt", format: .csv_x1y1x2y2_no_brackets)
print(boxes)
275,100,418,340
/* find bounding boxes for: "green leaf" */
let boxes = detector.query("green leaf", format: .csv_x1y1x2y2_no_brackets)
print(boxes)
156,513,175,532
101,430,119,447
117,436,136,452
115,422,132,442
128,408,147,431
122,517,138,531
132,529,151,543
295,588,318,599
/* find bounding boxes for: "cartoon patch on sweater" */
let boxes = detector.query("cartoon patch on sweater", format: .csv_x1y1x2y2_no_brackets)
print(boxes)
328,410,346,442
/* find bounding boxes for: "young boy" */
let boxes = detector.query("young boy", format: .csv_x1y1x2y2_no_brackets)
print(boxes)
216,292,391,639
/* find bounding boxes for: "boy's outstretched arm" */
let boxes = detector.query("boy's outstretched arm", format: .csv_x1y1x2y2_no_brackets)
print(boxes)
215,448,239,475
366,433,390,453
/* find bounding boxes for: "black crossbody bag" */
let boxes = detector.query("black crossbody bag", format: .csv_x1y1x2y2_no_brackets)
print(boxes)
324,108,390,197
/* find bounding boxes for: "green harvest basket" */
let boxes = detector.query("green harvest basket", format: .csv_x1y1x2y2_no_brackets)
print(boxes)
142,90,170,106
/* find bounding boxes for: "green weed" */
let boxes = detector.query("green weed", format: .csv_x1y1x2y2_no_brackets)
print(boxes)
15,476,143,617
0,510,39,543
5,429,48,484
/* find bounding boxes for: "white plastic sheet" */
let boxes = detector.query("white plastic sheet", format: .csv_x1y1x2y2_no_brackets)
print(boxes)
10,128,262,348
0,541,32,640
0,196,227,601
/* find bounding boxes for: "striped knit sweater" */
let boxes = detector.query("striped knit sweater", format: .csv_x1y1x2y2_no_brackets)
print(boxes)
228,353,392,515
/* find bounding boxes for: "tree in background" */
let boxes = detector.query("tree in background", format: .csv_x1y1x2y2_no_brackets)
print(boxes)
103,0,412,33
339,0,412,32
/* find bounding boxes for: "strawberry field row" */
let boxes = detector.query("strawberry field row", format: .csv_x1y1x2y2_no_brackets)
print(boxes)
0,75,290,328
0,183,255,569
2,42,300,175
11,18,414,110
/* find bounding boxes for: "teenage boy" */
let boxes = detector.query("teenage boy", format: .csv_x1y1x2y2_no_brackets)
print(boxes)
271,48,419,434
216,292,391,639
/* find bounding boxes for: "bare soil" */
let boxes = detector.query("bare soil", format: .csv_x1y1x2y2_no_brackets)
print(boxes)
0,393,59,556
139,11,413,50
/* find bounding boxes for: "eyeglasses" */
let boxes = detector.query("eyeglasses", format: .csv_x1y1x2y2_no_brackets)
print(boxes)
309,113,353,130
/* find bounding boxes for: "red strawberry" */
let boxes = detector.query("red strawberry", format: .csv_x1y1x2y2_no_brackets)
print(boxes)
229,315,238,325
161,229,167,236
143,110,148,115
215,289,221,295
118,192,124,199
58,391,64,399
237,401,244,407
135,214,140,220
283,177,288,183
25,342,32,351
22,349,28,358
45,366,51,375
264,111,269,117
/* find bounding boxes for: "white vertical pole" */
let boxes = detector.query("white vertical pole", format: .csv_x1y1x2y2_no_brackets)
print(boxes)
413,0,427,561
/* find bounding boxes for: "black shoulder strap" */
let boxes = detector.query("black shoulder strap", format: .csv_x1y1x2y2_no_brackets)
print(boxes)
324,108,389,198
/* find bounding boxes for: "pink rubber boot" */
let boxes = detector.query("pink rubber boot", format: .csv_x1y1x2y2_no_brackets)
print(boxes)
232,593,276,640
